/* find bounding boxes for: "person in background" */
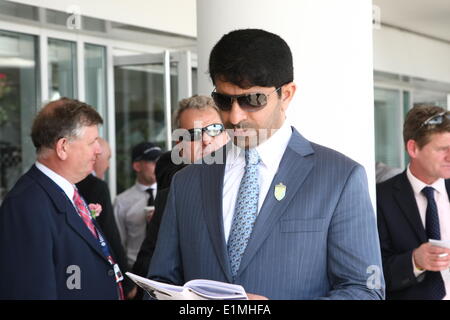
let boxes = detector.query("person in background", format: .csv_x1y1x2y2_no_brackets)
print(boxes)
76,138,133,298
131,96,228,299
0,98,123,299
114,142,162,269
377,105,450,299
93,137,112,180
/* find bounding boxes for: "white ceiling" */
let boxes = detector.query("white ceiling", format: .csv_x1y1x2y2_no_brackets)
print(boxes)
373,0,450,42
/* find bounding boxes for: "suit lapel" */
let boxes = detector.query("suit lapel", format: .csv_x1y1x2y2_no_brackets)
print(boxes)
237,129,315,277
65,205,108,261
28,165,108,262
393,172,427,243
201,148,232,282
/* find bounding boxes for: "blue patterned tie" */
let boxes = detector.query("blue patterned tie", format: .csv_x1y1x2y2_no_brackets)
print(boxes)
228,148,260,278
422,186,446,299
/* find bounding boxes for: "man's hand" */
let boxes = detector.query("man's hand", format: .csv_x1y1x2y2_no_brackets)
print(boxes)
127,286,138,300
413,242,450,271
247,293,268,300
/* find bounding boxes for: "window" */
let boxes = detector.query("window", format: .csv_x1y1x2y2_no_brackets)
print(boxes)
374,87,403,169
85,43,107,134
0,30,38,202
48,38,77,100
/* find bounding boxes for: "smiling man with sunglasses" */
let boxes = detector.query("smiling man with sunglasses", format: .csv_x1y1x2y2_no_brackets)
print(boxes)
377,105,450,300
148,29,384,300
174,95,229,164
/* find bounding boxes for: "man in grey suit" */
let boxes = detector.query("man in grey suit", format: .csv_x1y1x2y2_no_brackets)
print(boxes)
148,29,385,299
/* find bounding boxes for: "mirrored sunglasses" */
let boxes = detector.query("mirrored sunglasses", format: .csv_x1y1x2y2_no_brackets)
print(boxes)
186,123,225,141
419,111,450,129
211,87,281,112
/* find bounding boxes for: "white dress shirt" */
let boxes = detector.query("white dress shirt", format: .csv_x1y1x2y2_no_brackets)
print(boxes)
35,161,75,205
114,181,157,267
407,166,450,299
222,119,292,242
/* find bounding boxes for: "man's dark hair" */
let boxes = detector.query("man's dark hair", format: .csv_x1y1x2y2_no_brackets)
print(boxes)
209,29,293,91
31,97,103,153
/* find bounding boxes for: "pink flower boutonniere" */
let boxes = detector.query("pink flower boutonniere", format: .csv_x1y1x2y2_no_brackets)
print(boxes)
88,203,102,219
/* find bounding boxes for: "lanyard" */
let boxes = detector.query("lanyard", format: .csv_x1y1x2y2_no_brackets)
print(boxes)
77,196,124,283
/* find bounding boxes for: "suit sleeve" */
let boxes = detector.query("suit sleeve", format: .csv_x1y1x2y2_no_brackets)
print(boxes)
376,195,419,292
323,165,385,300
147,178,184,285
0,193,57,299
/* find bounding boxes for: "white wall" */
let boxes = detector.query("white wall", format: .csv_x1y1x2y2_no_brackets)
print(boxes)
197,0,377,206
10,0,197,37
374,25,450,84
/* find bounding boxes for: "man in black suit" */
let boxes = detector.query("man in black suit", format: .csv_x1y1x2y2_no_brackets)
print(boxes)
377,104,450,299
76,138,132,298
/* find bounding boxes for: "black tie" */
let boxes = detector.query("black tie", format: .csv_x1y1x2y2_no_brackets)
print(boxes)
421,186,446,299
422,186,441,240
146,188,155,206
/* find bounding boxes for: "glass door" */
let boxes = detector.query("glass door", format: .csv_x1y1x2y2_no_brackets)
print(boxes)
0,30,38,203
113,51,177,194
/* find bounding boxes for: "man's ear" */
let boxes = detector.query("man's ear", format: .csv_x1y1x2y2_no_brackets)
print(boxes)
280,82,296,112
132,161,141,173
55,138,69,160
406,139,419,159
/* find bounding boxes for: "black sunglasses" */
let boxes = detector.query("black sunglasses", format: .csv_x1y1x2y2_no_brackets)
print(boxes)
211,87,281,112
186,123,225,141
419,111,450,129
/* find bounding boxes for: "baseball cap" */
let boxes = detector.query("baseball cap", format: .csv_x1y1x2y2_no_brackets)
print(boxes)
131,142,162,163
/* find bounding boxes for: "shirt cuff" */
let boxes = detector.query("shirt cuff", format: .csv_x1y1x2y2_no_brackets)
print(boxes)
412,254,426,277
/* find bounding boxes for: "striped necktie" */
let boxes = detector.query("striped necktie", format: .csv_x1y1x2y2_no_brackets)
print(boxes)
73,189,97,239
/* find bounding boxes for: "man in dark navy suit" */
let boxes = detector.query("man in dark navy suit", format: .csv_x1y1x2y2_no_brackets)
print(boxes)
0,98,123,299
377,105,450,299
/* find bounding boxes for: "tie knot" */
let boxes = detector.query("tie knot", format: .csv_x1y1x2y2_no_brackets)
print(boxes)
422,186,435,199
245,148,260,166
146,188,153,194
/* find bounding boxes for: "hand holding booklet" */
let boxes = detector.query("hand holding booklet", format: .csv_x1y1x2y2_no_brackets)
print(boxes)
126,272,248,300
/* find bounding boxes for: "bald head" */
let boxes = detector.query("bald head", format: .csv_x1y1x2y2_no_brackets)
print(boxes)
94,138,111,180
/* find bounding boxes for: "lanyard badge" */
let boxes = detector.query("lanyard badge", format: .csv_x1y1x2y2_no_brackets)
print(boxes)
113,264,124,283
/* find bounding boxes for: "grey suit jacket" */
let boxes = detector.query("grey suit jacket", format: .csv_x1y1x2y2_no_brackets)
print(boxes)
148,128,385,299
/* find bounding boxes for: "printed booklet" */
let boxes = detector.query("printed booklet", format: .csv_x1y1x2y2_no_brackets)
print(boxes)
126,272,248,300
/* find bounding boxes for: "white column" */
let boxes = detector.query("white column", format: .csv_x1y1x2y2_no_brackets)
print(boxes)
197,0,377,206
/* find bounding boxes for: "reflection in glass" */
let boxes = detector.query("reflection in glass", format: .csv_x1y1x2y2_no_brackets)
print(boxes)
0,30,37,202
85,43,107,135
114,63,177,193
374,87,402,169
48,38,77,100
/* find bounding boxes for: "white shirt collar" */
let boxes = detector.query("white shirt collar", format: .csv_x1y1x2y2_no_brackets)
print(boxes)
135,182,157,192
226,119,292,171
256,119,292,171
35,161,76,202
406,164,447,196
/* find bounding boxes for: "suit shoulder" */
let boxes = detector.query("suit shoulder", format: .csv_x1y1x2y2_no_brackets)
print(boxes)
77,174,108,191
377,172,403,192
0,174,54,219
309,142,361,171
2,173,47,202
